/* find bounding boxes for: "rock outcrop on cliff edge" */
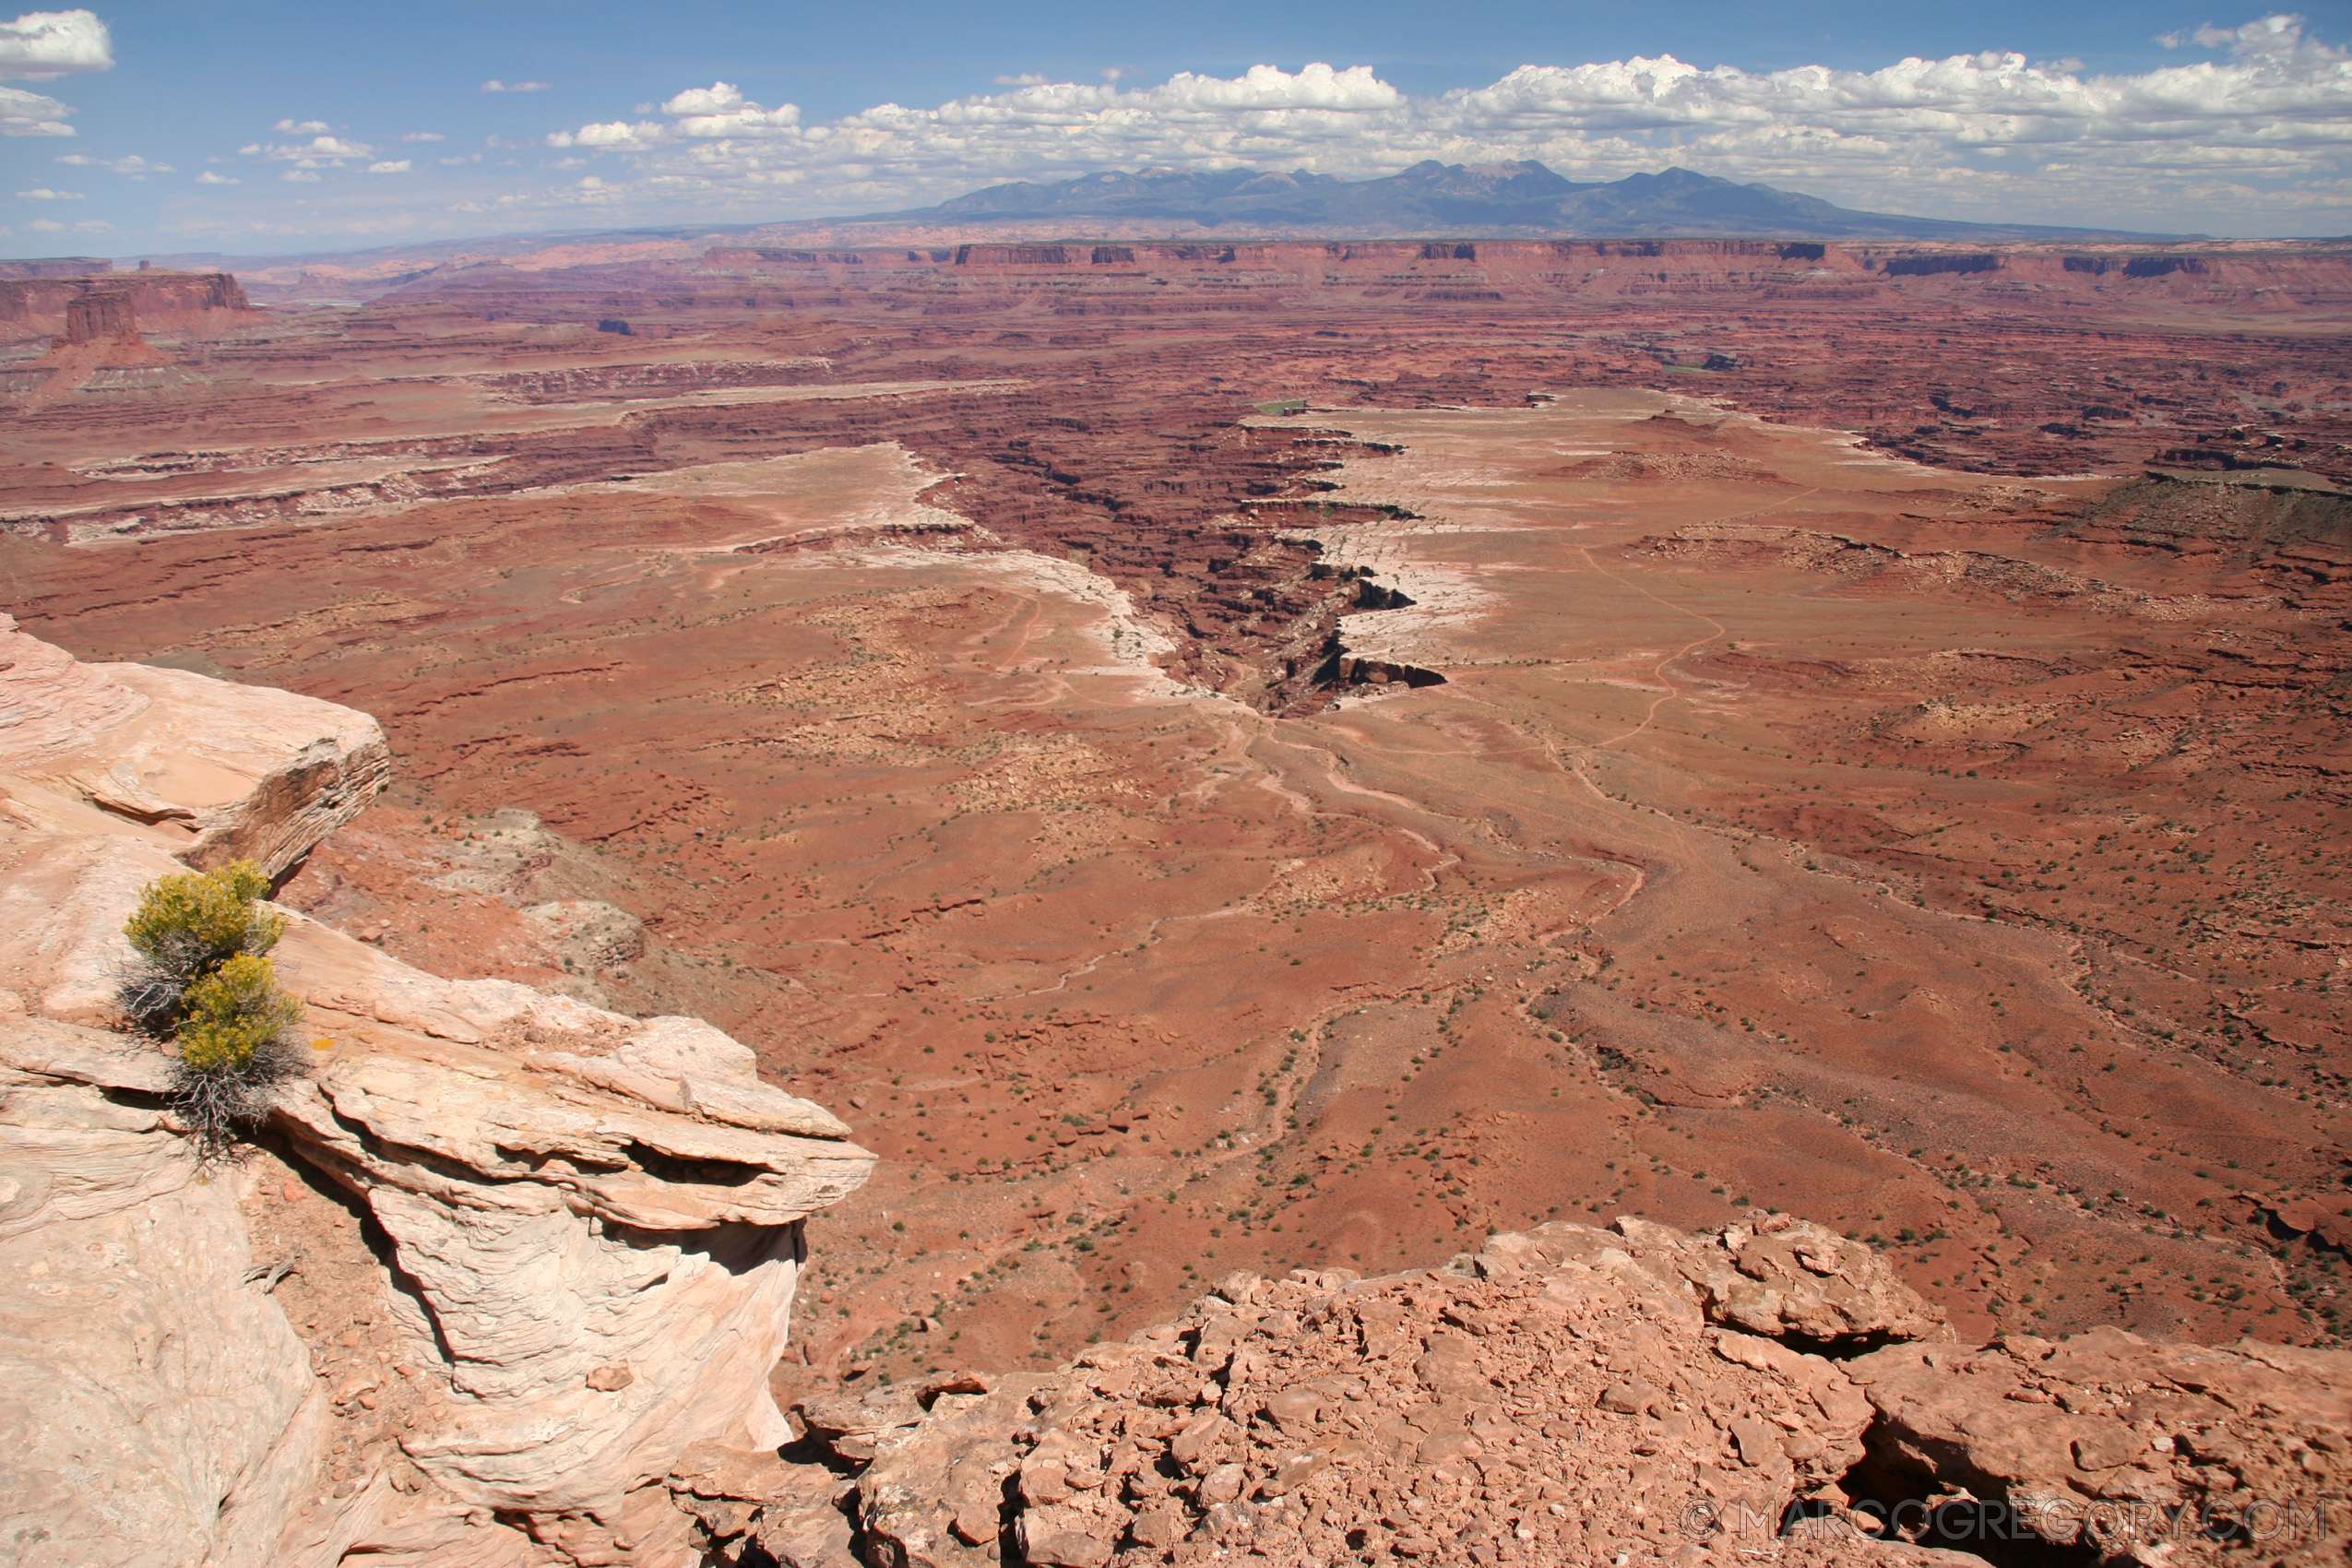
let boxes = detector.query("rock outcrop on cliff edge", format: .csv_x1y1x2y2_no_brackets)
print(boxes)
687,1216,1950,1568
0,611,391,1021
680,1216,2347,1568
0,624,872,1568
1848,1331,2352,1565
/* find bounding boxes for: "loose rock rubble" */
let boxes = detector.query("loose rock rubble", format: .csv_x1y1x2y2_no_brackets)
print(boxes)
1513,1214,1950,1349
674,1216,1967,1568
671,1439,863,1567
672,1212,2346,1568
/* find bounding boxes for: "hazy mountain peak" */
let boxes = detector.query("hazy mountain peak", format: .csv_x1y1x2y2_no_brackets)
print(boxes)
882,160,2172,239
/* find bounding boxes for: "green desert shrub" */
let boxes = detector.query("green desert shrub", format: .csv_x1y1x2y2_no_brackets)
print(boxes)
175,953,304,1071
124,861,284,983
117,860,307,1157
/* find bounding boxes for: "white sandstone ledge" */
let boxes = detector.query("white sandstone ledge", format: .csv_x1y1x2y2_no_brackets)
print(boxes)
0,617,871,1567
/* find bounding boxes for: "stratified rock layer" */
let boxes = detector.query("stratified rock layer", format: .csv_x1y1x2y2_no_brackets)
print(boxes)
0,624,871,1567
0,1019,323,1568
0,611,392,1023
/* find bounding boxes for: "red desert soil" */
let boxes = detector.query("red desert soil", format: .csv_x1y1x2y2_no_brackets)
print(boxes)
5,239,2350,1393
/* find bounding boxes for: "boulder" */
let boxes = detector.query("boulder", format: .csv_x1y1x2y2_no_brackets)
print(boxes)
0,612,388,879
1847,1329,2352,1565
1658,1214,1952,1346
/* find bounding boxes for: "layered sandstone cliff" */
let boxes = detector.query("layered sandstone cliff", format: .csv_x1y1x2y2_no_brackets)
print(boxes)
0,269,253,340
0,621,872,1567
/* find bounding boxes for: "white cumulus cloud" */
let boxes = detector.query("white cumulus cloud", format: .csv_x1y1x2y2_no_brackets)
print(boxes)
402,130,445,141
254,133,375,163
196,169,238,184
56,150,170,173
274,117,330,133
552,79,802,148
14,184,78,197
367,159,411,173
0,8,110,77
0,6,106,136
0,80,71,134
661,81,743,114
482,78,549,93
529,16,2352,234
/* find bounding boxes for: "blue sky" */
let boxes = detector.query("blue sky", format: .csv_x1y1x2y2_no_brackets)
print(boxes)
6,3,2351,256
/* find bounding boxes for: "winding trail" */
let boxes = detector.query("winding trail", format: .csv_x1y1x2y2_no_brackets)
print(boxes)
1574,486,1819,750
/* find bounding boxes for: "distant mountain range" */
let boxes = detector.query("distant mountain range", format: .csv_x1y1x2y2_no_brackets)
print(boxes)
867,161,2177,243
122,162,2186,288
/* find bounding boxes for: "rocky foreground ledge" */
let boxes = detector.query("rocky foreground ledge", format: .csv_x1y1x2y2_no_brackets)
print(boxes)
683,1217,2349,1568
0,617,872,1567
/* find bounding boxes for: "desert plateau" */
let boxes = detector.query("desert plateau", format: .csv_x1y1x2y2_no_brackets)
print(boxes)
7,229,2352,1566
6,7,2352,1566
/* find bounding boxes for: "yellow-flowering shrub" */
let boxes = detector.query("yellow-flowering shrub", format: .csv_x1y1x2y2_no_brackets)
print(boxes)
116,859,308,1157
124,860,285,978
175,953,303,1071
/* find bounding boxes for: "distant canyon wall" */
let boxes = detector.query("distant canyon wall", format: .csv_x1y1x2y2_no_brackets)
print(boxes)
205,232,2352,314
0,270,255,342
339,237,2346,324
694,235,2350,301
